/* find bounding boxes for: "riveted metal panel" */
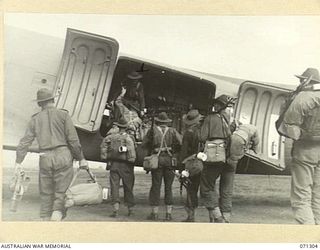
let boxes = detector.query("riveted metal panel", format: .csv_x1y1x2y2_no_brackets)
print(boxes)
235,81,291,171
55,29,119,132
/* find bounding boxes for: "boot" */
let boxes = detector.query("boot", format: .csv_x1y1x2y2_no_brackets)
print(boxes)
209,207,224,223
213,207,224,223
147,213,159,221
147,206,159,221
182,207,195,222
110,211,118,218
209,210,214,223
41,217,51,221
128,207,134,217
165,213,173,221
51,211,63,221
62,208,68,220
110,203,119,218
222,212,231,223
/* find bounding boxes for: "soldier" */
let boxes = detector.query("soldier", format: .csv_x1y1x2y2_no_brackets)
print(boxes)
282,68,320,224
225,123,260,223
180,109,204,222
115,71,146,118
15,88,88,221
199,94,232,223
112,71,145,140
100,118,136,218
142,112,182,221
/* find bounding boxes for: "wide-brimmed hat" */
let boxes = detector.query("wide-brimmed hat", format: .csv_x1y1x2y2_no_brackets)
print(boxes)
127,71,143,80
33,88,58,102
113,118,129,128
183,109,204,126
154,112,172,123
295,68,320,83
212,94,229,106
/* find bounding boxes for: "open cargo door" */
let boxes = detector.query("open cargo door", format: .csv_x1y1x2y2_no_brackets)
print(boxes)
54,28,119,132
235,81,293,171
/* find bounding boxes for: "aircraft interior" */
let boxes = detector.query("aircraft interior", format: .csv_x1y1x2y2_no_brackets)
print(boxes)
101,56,216,137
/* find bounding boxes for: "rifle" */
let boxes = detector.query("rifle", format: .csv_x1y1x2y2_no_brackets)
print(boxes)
10,168,30,212
275,75,313,137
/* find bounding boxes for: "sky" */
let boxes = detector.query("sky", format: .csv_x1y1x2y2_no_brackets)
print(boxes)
4,14,320,85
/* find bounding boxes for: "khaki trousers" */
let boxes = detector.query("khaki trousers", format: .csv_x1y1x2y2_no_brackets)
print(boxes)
291,140,320,225
39,147,73,218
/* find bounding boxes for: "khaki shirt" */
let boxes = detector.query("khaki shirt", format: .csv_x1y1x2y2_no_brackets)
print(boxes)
200,111,231,142
283,90,320,140
16,107,84,163
142,125,182,154
233,124,259,151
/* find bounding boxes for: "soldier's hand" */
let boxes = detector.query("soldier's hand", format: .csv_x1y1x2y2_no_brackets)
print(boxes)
79,159,89,170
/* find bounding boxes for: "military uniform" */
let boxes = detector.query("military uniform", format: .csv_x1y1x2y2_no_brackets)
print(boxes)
180,109,204,222
100,118,137,217
114,71,145,116
228,124,259,169
199,95,232,222
283,83,320,224
142,112,182,221
180,125,201,208
220,123,259,222
16,104,85,220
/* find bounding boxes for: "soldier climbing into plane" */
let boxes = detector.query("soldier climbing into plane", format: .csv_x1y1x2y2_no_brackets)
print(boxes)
111,71,146,140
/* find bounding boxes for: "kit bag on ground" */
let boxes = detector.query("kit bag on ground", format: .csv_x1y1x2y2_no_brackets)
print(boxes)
143,127,169,171
100,132,133,162
182,154,203,177
65,168,103,208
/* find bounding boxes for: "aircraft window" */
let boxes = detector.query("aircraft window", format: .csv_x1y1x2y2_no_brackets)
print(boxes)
31,72,56,88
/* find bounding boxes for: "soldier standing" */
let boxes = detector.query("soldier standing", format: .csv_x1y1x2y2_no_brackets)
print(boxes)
282,68,320,224
15,88,88,221
199,95,232,223
180,109,203,222
142,112,182,221
100,118,136,217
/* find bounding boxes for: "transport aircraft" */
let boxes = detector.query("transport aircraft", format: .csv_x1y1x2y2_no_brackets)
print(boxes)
3,26,296,175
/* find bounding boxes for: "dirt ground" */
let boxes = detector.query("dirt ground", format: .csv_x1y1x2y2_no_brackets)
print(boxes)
2,166,294,224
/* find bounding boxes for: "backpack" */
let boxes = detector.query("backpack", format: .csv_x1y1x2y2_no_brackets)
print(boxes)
100,132,135,162
204,113,230,163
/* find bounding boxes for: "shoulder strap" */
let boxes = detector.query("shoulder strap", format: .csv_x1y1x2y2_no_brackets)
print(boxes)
157,127,169,156
220,113,231,138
